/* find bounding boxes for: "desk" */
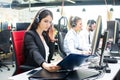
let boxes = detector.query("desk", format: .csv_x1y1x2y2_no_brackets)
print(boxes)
97,61,120,80
9,60,120,80
8,67,42,80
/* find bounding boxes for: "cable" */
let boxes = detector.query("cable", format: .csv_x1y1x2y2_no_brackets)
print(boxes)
83,70,105,80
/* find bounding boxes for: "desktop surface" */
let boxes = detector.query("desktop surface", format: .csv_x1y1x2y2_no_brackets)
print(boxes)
28,68,101,80
8,60,120,80
29,69,70,80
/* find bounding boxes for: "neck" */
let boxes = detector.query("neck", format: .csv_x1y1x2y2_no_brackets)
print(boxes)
36,28,43,36
73,27,81,33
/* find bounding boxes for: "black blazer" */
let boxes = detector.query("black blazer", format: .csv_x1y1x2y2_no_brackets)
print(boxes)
24,30,49,68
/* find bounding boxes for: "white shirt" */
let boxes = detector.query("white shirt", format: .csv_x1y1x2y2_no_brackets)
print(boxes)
89,31,95,44
42,39,50,62
80,29,95,50
64,29,84,55
79,29,91,50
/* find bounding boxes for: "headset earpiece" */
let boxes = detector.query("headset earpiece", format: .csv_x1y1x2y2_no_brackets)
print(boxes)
71,17,76,27
35,8,48,23
35,17,40,23
87,20,94,31
88,20,92,28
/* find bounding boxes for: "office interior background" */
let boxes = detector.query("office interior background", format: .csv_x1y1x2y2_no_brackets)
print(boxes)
0,5,120,32
0,0,120,80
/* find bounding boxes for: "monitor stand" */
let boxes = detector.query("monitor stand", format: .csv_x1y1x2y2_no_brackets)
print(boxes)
88,52,108,70
66,69,100,80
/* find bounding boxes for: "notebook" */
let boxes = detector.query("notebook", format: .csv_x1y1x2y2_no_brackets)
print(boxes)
57,54,89,71
29,69,69,80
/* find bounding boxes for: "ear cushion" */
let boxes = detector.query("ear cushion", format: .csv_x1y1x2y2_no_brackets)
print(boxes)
88,20,92,27
35,17,40,23
71,17,76,27
72,23,76,27
35,8,48,23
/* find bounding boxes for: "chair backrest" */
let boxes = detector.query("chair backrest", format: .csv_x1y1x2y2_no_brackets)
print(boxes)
58,31,67,58
11,30,26,74
0,30,11,53
57,16,68,58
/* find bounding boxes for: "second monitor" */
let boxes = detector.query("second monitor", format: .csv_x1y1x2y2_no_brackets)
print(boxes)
91,15,102,55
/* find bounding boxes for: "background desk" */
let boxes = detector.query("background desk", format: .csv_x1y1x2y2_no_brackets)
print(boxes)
9,60,120,80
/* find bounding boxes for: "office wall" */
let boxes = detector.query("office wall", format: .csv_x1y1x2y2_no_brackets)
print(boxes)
0,5,120,31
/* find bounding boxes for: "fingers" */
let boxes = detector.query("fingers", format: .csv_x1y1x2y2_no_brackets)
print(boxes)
42,62,61,72
48,66,61,72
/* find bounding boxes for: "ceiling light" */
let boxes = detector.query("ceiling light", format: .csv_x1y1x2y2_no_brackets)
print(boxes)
82,8,86,12
110,8,113,12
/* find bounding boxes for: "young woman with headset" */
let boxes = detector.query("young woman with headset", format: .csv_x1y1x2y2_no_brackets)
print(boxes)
63,16,91,55
23,8,60,72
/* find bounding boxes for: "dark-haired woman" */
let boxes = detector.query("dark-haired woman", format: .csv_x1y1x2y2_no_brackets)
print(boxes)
23,8,60,72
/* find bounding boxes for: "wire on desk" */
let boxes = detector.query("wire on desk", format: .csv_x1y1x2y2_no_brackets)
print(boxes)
84,70,105,80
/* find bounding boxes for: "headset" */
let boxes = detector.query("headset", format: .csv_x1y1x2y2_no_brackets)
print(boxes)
87,20,96,31
87,20,92,28
71,16,77,27
35,8,48,23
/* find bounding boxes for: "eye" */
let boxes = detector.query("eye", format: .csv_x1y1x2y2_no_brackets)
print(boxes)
44,20,49,23
44,20,52,24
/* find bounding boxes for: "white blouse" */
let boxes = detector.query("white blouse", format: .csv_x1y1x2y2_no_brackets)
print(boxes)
42,39,50,62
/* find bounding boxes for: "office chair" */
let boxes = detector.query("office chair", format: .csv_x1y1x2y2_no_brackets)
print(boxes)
0,30,11,71
11,30,35,76
57,16,68,58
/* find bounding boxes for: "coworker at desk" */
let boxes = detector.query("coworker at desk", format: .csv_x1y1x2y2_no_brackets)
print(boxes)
80,19,96,48
23,8,60,72
87,19,96,43
63,16,91,55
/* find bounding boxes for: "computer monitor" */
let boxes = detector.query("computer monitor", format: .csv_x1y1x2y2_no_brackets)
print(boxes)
115,18,120,45
107,20,119,44
16,22,30,31
1,21,8,31
91,15,102,55
99,31,108,67
0,22,1,31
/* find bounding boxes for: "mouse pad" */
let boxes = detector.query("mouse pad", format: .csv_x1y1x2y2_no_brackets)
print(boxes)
29,69,70,80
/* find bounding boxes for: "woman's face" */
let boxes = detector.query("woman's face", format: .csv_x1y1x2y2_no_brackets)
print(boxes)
75,20,82,31
38,15,52,31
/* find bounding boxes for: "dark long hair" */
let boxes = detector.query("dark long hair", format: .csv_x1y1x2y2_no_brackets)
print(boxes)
27,8,53,31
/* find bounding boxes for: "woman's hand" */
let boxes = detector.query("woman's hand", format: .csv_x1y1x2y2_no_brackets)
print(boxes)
82,51,91,55
42,62,61,72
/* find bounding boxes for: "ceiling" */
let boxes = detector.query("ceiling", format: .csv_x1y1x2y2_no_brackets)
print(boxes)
0,0,120,9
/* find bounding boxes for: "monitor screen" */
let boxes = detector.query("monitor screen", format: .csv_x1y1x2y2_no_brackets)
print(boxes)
116,18,120,23
1,22,8,31
0,22,1,31
91,15,102,55
16,22,30,31
115,18,120,44
107,20,119,44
